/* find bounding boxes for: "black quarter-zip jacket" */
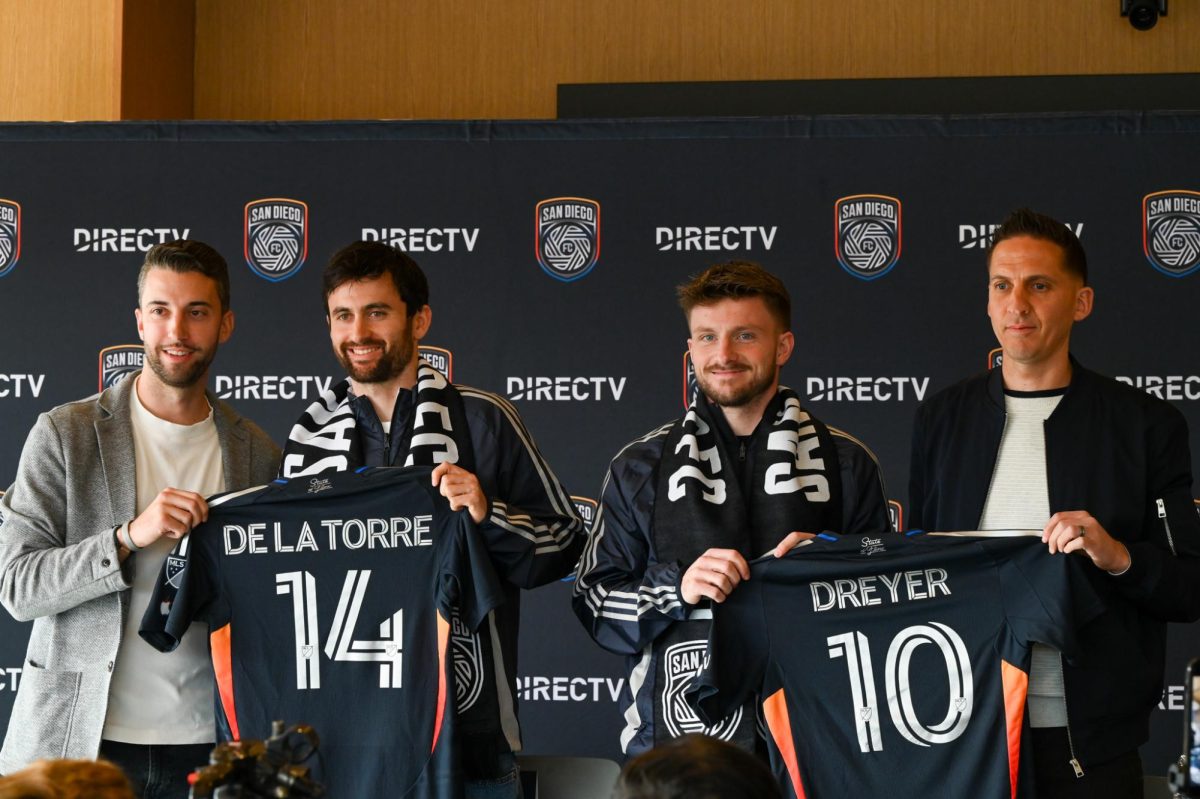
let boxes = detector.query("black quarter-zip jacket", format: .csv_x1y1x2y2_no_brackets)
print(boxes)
908,358,1200,767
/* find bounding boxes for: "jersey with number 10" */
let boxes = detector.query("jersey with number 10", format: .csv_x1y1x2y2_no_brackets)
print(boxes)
691,533,1101,799
140,466,504,798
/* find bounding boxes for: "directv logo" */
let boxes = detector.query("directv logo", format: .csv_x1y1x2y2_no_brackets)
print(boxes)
506,376,627,402
806,376,930,402
959,222,1083,249
655,226,777,252
361,227,479,253
74,228,191,253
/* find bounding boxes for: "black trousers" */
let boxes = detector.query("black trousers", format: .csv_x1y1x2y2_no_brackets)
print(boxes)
99,739,214,799
1030,727,1143,799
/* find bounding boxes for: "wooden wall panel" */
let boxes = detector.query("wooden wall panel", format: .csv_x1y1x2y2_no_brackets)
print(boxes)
0,0,121,122
194,0,1200,120
118,0,195,120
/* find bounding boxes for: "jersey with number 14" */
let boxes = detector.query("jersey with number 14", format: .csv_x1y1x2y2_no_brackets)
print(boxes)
139,466,504,798
690,533,1102,799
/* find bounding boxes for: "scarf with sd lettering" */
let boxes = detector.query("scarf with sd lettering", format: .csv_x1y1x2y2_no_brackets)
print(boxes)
651,387,843,752
281,358,472,477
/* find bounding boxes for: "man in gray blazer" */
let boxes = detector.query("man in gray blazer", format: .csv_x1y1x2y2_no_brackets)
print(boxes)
0,241,279,798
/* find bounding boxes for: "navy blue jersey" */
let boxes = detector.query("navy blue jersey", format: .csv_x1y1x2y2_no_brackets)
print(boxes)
140,466,504,798
690,533,1102,799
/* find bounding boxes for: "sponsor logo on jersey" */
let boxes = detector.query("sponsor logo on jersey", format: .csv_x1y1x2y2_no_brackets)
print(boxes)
988,347,1003,370
959,222,1083,249
418,345,453,382
835,195,901,281
515,674,625,703
535,197,600,282
655,225,777,252
805,376,930,402
99,344,144,391
571,496,598,534
450,608,485,711
214,375,336,401
0,199,21,278
244,198,308,282
683,352,699,410
888,500,904,533
73,227,191,253
505,376,626,401
0,374,45,399
661,640,743,740
307,478,333,495
361,227,479,252
0,666,22,692
1115,375,1200,401
1143,190,1200,278
165,556,188,589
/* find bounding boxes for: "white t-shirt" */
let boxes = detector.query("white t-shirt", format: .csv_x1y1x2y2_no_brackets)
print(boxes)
978,389,1067,728
102,378,225,744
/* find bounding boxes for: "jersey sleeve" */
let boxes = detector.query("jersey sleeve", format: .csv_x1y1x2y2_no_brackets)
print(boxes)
439,509,506,632
688,568,770,725
989,538,1104,665
139,529,220,652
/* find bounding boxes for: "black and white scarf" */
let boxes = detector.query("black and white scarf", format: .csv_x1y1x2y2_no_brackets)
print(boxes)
651,387,843,752
281,359,471,477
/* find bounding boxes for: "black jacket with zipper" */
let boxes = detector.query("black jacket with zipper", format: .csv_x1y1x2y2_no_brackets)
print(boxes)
908,359,1200,768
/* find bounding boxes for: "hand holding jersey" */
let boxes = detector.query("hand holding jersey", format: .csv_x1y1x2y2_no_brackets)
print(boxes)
432,461,488,524
682,531,819,604
126,487,209,547
1043,510,1131,573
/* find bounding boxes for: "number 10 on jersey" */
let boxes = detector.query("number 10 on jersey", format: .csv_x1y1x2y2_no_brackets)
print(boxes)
827,623,974,753
276,570,404,690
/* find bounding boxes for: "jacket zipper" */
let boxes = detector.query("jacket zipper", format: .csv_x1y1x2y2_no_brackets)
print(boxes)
1058,656,1085,777
1157,498,1177,556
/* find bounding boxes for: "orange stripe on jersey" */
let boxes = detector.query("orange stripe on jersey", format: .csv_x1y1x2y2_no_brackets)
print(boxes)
432,611,450,753
763,688,806,799
1001,660,1029,799
210,624,239,741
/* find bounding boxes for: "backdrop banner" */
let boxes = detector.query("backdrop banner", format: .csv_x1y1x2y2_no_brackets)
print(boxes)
0,114,1198,769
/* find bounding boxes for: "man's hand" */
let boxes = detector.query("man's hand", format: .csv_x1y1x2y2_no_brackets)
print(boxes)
772,531,817,558
127,488,209,548
1043,511,1131,573
681,548,751,605
431,462,487,524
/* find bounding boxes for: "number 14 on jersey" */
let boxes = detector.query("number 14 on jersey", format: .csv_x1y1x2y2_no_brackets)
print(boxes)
276,570,404,690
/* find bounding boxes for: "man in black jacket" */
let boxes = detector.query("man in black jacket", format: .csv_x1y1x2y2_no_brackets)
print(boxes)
909,208,1200,798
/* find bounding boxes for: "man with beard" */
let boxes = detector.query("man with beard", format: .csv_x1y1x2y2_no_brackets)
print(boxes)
0,241,280,796
280,241,583,798
573,260,889,757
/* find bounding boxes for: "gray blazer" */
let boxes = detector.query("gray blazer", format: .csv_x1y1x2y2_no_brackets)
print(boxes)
0,373,280,772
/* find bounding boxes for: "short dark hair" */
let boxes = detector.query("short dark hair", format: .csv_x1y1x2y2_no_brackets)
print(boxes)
614,735,782,799
988,208,1088,285
676,260,791,331
322,241,429,317
138,240,231,311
